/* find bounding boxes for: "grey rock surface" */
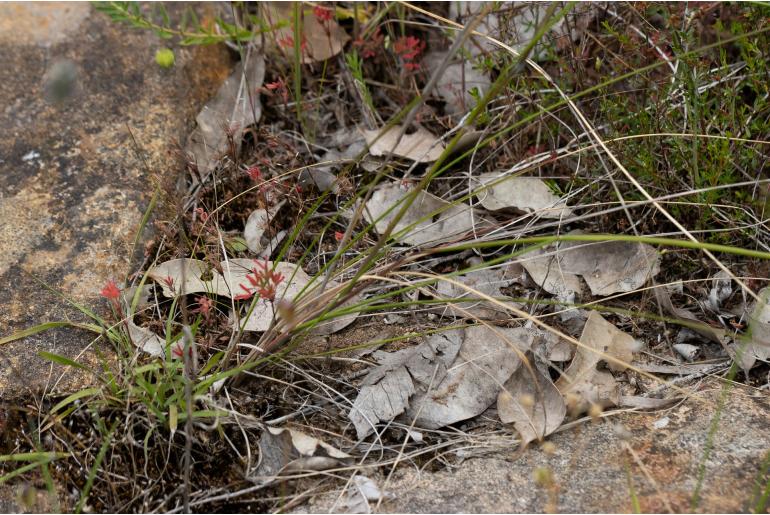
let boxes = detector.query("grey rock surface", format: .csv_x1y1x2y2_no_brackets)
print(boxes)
297,388,770,513
0,2,233,398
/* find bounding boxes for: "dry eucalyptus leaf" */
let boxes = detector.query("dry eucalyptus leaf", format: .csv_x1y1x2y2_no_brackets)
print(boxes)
497,351,566,445
121,285,164,357
344,475,389,514
243,208,270,254
741,286,770,371
147,258,229,298
707,270,732,312
254,426,350,479
405,325,530,429
432,268,520,319
517,245,583,298
519,236,660,297
364,182,490,246
424,51,491,116
556,311,639,413
363,126,445,163
263,3,350,64
146,258,359,336
243,202,286,255
450,2,596,60
349,330,464,439
186,55,265,177
476,174,573,219
653,285,728,345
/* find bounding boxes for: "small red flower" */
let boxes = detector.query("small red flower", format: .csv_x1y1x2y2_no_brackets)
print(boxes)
334,231,345,241
191,296,214,323
195,207,209,223
264,78,290,103
100,280,120,301
353,27,383,60
393,35,425,71
246,165,262,181
393,36,425,60
234,259,285,302
313,5,333,23
171,341,192,359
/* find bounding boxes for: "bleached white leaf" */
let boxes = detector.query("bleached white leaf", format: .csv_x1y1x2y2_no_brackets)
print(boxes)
424,51,491,116
363,126,445,163
741,286,770,371
450,2,596,60
475,173,573,219
344,475,390,514
518,235,660,297
120,285,165,357
707,270,732,312
146,258,359,336
556,312,639,413
405,325,530,429
433,268,520,319
364,181,490,246
497,351,565,444
349,330,464,439
254,426,350,479
263,3,349,63
186,56,265,176
244,208,270,254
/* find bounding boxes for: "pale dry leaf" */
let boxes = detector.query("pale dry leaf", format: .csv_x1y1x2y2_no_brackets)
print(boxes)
243,202,286,255
405,325,530,429
517,245,583,298
364,181,490,246
186,55,265,176
349,330,463,439
254,426,350,479
432,268,521,319
450,2,597,60
741,286,770,371
363,126,445,163
497,351,566,445
653,285,729,345
519,235,660,297
707,270,732,312
243,208,270,254
263,3,350,64
344,475,390,514
424,51,491,116
556,311,640,413
146,258,359,336
147,258,228,298
476,173,573,219
121,286,165,357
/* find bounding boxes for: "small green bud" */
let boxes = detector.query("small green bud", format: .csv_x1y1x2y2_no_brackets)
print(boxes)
155,48,175,68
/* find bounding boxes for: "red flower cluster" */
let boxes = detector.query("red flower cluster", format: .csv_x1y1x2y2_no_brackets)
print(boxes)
234,259,285,302
393,35,425,71
278,34,308,52
264,77,289,103
191,295,214,323
313,5,333,23
100,280,121,301
246,165,262,181
195,207,209,223
353,27,383,59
